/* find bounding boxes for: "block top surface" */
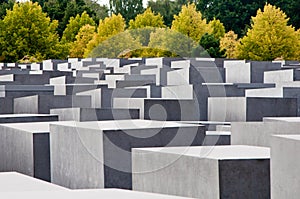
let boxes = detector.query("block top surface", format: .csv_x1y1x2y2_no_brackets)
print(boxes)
0,121,67,133
134,145,270,160
273,134,300,141
0,172,67,192
0,114,57,118
264,117,300,122
51,120,203,131
0,189,188,198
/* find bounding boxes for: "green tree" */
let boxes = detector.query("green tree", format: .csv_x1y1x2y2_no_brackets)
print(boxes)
129,8,165,29
208,18,225,39
0,2,66,62
193,33,224,58
84,14,126,57
220,30,239,59
109,0,144,23
70,24,95,58
236,4,299,61
62,11,95,43
171,3,211,42
0,0,15,19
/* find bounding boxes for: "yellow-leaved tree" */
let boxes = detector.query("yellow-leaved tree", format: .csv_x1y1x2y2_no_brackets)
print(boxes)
84,14,125,57
236,4,300,60
129,7,165,29
69,24,95,58
220,31,239,59
171,3,211,42
208,18,225,39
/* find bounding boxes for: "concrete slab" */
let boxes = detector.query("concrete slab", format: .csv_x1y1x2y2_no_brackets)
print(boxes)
132,145,270,199
50,120,205,189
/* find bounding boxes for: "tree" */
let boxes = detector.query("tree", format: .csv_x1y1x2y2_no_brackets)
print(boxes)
62,11,95,43
147,0,193,27
84,14,126,57
148,28,197,57
88,31,142,58
193,33,225,58
32,0,108,36
0,2,66,62
0,0,15,19
109,0,144,23
236,4,299,61
220,31,239,59
171,3,211,42
208,18,225,39
129,8,165,29
69,24,95,58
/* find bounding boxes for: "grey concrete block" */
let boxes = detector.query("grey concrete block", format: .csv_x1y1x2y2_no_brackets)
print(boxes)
14,95,91,114
132,145,270,199
50,108,139,121
50,120,205,189
271,135,300,199
0,122,55,181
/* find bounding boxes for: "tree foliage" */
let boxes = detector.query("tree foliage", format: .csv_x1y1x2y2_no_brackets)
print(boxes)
236,4,299,61
149,28,197,57
109,0,144,23
193,33,225,58
0,0,14,20
208,18,225,39
62,11,95,43
220,30,239,59
129,8,165,29
84,14,126,57
171,3,211,42
69,24,95,58
0,2,66,62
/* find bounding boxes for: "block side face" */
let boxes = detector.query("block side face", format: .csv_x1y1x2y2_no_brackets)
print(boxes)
132,150,219,199
271,136,300,199
246,98,297,121
14,95,38,114
103,126,205,189
50,108,80,121
50,125,104,189
0,126,34,176
219,159,270,199
33,133,50,182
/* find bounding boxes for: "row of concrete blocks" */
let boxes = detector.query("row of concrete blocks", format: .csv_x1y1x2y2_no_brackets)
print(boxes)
0,115,271,199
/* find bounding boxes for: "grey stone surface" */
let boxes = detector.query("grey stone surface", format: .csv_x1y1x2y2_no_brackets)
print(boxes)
0,114,58,123
271,135,300,199
231,120,300,147
132,145,270,199
0,172,67,192
50,120,205,189
50,108,139,121
14,95,91,114
0,122,56,181
0,189,189,198
208,97,297,122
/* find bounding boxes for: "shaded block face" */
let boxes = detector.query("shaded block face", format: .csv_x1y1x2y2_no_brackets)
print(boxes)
219,159,270,199
144,99,199,121
0,114,58,123
50,121,205,189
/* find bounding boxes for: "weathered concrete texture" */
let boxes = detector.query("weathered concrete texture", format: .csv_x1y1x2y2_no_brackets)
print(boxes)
0,97,13,114
0,172,67,192
208,97,297,122
0,189,189,198
0,114,58,123
50,108,139,121
14,95,91,114
0,122,57,181
271,135,300,199
50,120,205,189
231,120,300,147
132,145,270,199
